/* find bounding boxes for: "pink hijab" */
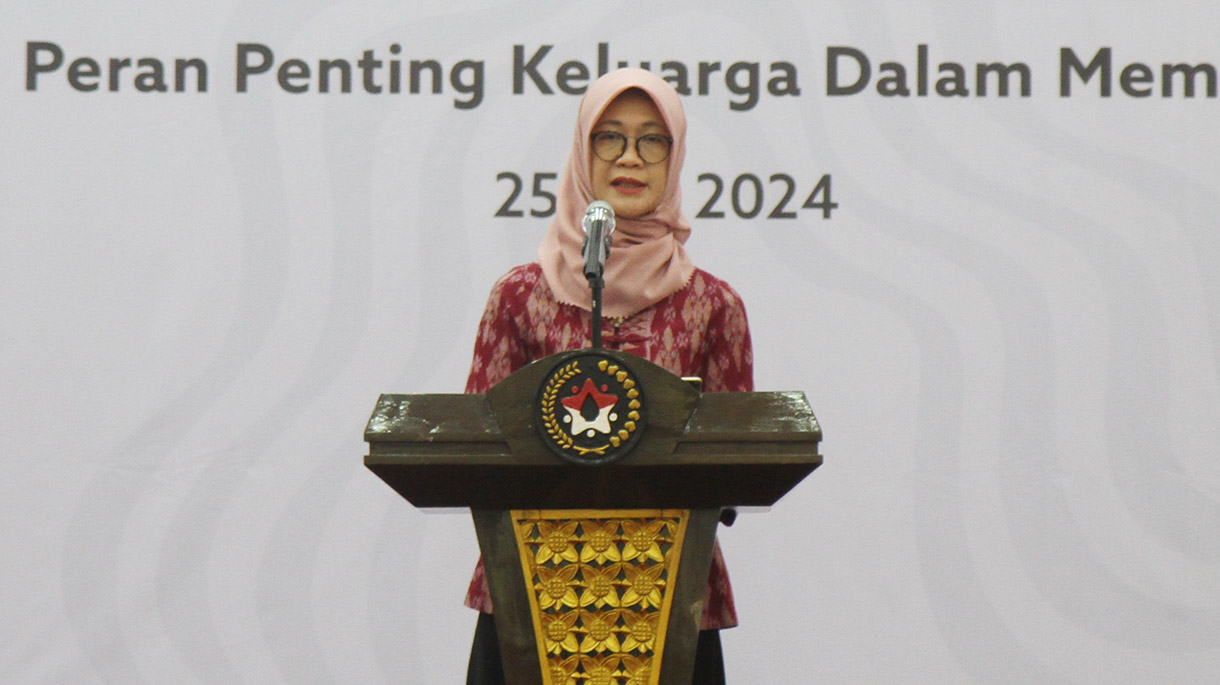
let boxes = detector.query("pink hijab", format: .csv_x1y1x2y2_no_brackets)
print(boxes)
537,69,696,318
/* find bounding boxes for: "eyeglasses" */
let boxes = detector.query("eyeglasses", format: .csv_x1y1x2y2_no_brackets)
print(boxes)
590,131,673,164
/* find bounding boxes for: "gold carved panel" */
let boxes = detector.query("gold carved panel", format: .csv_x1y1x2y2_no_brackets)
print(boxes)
511,509,690,685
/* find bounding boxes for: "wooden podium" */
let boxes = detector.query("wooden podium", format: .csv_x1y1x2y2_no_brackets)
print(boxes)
365,350,821,684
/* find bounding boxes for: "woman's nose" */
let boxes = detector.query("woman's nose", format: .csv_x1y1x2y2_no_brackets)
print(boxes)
616,144,644,166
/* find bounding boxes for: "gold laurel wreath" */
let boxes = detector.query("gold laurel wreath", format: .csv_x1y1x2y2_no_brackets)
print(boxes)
541,361,581,452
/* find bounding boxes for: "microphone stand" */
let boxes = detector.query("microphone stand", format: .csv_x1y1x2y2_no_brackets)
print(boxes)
588,273,604,349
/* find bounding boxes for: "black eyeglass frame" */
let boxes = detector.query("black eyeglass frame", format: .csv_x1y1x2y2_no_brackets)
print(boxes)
589,131,674,165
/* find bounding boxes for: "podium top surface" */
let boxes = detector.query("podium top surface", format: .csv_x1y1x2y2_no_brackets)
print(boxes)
364,350,821,509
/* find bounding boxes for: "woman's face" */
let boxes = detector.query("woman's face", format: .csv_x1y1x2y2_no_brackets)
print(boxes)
589,90,671,220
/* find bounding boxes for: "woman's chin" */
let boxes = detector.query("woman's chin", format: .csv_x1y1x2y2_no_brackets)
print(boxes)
602,196,657,220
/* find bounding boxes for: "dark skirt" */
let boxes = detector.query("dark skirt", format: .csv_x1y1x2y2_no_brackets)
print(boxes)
466,611,726,684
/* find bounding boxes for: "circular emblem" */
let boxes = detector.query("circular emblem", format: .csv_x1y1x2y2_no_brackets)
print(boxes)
536,353,647,465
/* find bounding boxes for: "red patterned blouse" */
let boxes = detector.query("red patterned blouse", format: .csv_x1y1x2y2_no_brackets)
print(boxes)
462,262,753,630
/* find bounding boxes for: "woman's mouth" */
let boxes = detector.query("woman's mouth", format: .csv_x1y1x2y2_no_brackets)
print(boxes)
612,177,647,194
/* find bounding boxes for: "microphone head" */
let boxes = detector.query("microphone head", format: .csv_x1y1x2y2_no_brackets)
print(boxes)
582,200,616,235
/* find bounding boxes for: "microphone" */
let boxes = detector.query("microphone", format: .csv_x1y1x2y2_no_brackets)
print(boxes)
581,200,615,281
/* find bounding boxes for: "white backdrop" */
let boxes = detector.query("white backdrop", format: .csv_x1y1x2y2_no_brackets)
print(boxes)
4,1,1219,682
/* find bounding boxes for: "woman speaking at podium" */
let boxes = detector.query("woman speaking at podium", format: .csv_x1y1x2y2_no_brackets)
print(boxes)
463,68,753,684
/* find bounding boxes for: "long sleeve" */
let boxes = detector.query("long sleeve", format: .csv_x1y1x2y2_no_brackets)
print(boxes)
462,267,537,614
701,282,754,392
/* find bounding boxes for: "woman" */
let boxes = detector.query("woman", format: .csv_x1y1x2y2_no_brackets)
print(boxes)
464,68,752,684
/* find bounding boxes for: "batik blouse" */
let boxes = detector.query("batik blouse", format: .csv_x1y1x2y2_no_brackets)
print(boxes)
462,262,753,630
